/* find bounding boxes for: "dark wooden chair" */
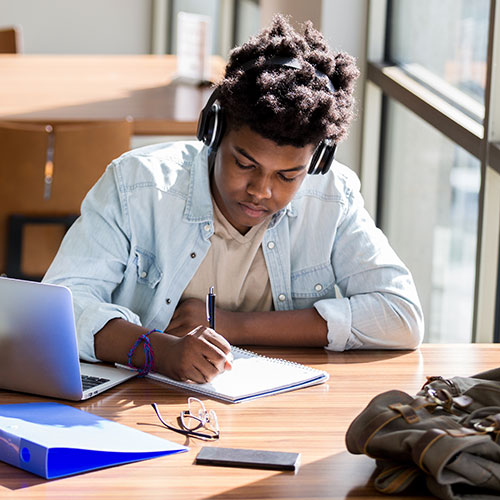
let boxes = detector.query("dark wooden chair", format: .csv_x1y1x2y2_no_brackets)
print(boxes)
0,26,21,54
0,120,132,280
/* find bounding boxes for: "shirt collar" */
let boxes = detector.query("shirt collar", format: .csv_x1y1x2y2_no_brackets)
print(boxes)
267,201,297,229
183,146,213,223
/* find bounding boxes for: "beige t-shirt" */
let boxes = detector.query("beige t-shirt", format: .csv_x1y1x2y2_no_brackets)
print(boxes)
181,198,273,312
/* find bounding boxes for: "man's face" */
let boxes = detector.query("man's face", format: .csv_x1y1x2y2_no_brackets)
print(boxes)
211,125,316,234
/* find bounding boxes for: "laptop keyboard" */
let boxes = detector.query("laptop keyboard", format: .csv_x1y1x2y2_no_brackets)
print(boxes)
81,374,110,391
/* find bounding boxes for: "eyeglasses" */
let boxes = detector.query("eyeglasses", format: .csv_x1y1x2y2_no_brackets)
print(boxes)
152,397,220,440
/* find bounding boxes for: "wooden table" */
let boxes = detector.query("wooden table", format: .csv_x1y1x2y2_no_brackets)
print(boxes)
0,54,225,135
0,343,497,499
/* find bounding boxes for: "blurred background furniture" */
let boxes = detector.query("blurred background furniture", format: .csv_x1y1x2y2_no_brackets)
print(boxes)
0,26,21,53
0,55,224,136
0,120,132,280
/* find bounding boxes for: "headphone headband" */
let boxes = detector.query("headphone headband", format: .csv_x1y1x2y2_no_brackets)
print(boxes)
239,56,336,94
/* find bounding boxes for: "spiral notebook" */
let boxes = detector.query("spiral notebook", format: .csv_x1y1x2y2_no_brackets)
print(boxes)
125,347,329,403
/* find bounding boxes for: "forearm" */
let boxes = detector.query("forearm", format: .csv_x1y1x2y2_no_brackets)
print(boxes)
216,308,328,346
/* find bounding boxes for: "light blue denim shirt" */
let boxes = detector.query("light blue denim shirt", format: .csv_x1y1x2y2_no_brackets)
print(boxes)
44,141,424,361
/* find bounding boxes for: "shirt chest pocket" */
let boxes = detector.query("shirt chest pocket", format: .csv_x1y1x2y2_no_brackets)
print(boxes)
134,247,163,288
291,263,335,299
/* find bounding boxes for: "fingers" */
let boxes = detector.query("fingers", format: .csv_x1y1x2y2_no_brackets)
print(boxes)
191,326,232,355
158,327,233,383
176,349,223,384
181,326,232,382
203,331,233,371
187,357,221,384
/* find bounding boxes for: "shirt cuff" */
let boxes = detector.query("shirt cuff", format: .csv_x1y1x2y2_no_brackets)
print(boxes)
76,303,142,362
314,297,352,351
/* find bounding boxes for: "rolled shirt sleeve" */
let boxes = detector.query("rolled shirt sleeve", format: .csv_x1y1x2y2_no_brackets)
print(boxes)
314,170,424,351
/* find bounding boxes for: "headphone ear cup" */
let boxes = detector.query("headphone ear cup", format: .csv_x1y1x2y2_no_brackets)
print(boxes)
308,141,337,175
308,142,325,175
319,142,337,175
208,103,225,151
197,91,225,151
196,103,210,143
198,103,225,151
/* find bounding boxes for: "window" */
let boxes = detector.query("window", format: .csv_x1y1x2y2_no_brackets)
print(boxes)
389,0,489,112
381,99,480,342
363,0,500,343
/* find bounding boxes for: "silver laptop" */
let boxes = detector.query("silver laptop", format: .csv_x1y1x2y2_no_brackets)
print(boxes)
0,276,137,400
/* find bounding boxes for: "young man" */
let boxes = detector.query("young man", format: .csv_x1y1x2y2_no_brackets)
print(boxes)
44,15,423,383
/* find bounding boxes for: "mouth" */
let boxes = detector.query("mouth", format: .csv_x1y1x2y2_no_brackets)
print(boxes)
239,202,269,219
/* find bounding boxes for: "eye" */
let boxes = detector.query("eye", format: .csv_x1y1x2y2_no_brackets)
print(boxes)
278,173,298,183
234,158,254,170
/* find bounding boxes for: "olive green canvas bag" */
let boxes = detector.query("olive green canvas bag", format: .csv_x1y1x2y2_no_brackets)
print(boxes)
345,368,500,499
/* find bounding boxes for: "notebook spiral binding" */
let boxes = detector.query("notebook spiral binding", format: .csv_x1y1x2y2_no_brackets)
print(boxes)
231,346,319,372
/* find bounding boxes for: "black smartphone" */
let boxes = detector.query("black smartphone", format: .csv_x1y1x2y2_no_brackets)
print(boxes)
195,446,301,471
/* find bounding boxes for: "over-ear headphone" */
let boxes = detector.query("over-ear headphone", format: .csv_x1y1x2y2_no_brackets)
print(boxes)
196,57,337,175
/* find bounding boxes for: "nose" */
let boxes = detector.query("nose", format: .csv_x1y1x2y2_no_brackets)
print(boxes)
246,172,272,200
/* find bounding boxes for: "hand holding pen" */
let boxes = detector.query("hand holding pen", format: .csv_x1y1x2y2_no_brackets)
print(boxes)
161,288,233,380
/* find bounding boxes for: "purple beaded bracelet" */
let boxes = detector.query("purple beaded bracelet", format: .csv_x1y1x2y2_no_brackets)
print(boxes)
127,329,160,377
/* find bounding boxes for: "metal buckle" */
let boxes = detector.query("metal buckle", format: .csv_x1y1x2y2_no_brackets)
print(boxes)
425,386,450,406
473,420,497,433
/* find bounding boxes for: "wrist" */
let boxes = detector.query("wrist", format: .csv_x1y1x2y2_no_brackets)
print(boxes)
127,329,160,376
148,332,180,376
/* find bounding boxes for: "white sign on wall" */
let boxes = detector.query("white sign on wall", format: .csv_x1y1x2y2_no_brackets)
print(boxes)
176,11,211,83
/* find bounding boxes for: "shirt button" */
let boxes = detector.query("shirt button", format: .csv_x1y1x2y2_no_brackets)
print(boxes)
190,252,196,258
165,298,171,304
314,283,323,292
140,271,148,278
204,224,211,232
267,241,275,249
278,293,286,302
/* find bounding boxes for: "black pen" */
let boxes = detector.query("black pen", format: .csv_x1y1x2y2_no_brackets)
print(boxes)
206,286,216,329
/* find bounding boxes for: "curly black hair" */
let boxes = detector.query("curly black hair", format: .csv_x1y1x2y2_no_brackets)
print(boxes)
217,14,359,147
